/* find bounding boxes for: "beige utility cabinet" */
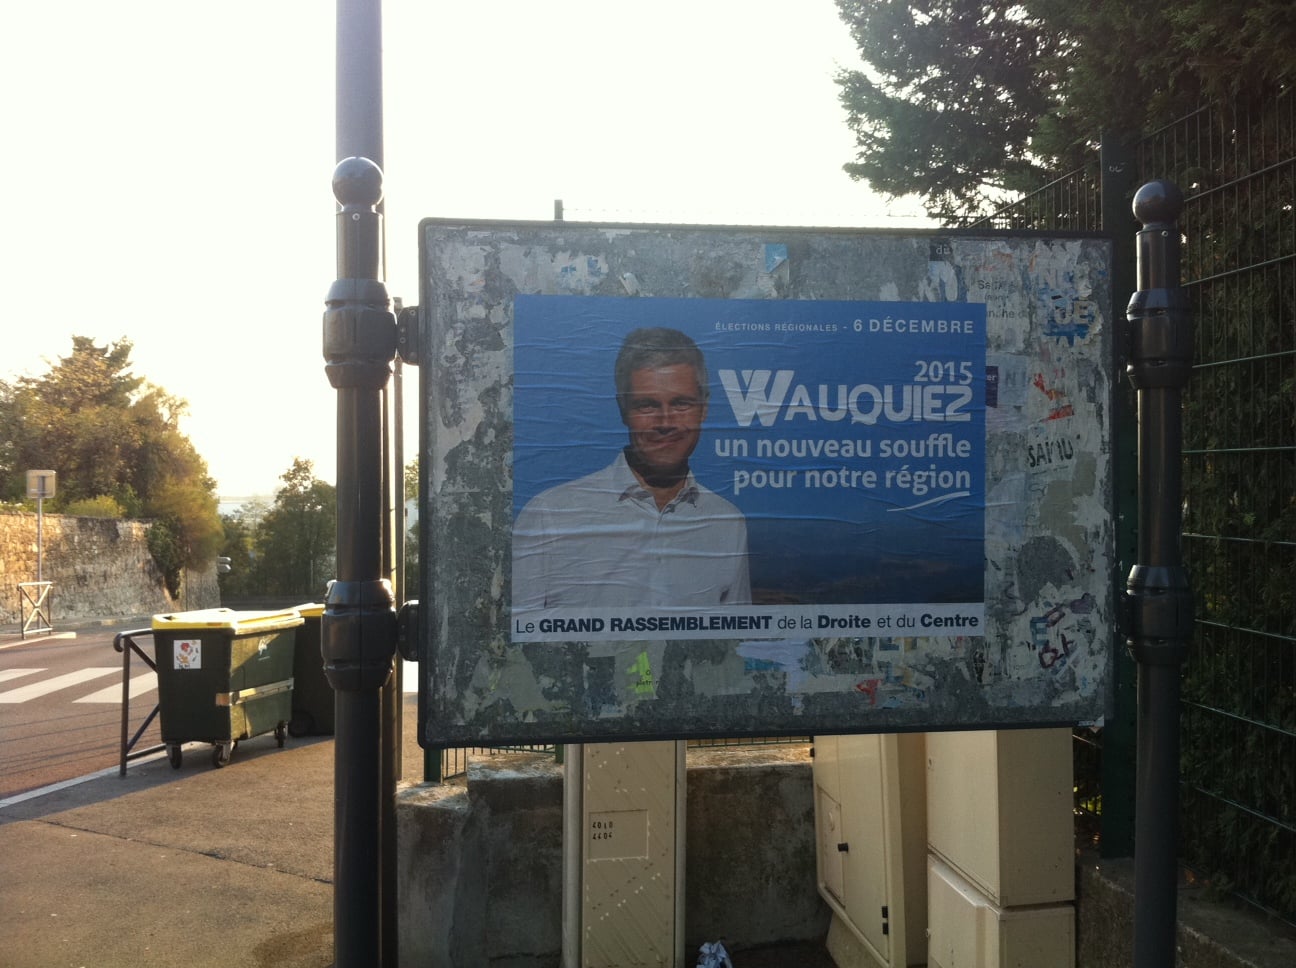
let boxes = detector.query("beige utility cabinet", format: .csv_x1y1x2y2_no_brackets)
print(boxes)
925,728,1074,907
563,741,686,968
813,733,927,968
927,856,1075,968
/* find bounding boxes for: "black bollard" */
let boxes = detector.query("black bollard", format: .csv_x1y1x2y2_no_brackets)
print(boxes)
1125,179,1194,967
322,155,398,968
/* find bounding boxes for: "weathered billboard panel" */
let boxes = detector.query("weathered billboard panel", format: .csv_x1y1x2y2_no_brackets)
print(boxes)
418,221,1115,745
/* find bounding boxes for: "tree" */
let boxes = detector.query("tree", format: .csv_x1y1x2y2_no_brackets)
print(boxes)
836,0,1065,216
834,0,1296,218
252,458,336,597
1,337,143,508
403,456,419,598
216,501,267,599
404,455,418,504
0,336,223,592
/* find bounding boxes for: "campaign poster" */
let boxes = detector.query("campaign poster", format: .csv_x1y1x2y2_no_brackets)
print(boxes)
511,294,986,643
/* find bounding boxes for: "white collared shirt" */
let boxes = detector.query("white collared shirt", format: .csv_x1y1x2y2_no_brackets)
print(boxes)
513,452,750,609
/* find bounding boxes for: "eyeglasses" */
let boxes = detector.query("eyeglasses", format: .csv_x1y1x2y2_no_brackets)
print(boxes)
628,398,702,416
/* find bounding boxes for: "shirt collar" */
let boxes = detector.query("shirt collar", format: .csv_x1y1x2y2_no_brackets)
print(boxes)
611,452,699,509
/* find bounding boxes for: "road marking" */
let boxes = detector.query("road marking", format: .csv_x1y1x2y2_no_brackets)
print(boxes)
74,672,158,703
0,667,118,703
0,631,76,651
0,668,46,684
0,752,168,810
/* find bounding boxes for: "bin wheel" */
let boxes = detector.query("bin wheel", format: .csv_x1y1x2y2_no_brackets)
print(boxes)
167,745,183,769
275,722,287,748
288,711,313,738
212,743,233,768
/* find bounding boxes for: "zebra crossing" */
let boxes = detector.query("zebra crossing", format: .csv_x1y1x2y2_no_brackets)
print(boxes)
0,667,156,704
0,661,420,705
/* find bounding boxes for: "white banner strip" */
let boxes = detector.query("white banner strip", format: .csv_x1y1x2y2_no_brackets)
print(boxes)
512,602,983,643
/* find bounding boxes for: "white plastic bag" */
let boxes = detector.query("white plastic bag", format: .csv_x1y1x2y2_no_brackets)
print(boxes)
696,940,734,968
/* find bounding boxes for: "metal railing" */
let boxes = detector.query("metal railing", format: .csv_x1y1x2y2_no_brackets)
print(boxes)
17,581,53,638
1154,93,1295,925
112,628,166,775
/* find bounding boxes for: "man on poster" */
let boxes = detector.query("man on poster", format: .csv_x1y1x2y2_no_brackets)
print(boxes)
513,327,750,610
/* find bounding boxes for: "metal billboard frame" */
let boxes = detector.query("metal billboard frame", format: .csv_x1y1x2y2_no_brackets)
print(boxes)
416,219,1117,747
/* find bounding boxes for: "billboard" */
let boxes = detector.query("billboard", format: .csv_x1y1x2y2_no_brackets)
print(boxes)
511,294,985,639
418,222,1116,745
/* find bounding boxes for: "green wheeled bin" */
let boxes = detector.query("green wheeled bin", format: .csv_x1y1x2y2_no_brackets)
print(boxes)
288,603,334,736
151,607,303,769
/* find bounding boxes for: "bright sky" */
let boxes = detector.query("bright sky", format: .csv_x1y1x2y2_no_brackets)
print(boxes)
4,0,929,501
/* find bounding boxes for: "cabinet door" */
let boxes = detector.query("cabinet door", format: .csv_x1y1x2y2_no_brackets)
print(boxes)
817,787,846,904
838,734,892,962
815,734,926,968
582,741,681,968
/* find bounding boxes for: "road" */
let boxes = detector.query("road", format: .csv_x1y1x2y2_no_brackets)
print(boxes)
0,627,159,799
0,625,425,800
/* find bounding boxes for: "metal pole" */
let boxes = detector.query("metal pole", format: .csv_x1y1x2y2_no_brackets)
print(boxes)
324,154,397,968
119,631,132,777
36,496,44,583
1125,179,1194,968
381,372,400,968
327,2,395,962
336,0,383,168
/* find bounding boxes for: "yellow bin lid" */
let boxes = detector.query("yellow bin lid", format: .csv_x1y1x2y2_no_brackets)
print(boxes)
296,602,325,619
151,607,303,634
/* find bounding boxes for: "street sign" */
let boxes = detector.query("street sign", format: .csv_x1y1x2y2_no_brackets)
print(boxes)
417,221,1117,746
26,470,56,500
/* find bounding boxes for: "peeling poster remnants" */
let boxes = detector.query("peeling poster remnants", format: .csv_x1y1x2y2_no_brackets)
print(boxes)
417,221,1116,746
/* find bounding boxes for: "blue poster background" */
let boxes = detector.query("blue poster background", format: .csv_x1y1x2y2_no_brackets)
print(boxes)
513,295,986,606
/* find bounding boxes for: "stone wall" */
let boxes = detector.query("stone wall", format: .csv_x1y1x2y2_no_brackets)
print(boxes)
0,511,218,628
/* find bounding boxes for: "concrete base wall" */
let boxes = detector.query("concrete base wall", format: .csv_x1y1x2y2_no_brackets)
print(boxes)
1075,853,1296,968
0,511,217,627
397,745,828,968
399,748,1296,968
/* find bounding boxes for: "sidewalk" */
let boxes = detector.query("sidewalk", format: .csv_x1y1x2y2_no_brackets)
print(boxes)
0,622,835,968
0,636,425,968
1,738,339,967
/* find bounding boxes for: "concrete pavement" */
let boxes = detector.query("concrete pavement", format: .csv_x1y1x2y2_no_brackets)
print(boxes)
1,726,339,967
0,617,423,968
0,646,834,968
7,621,1289,968
0,667,419,968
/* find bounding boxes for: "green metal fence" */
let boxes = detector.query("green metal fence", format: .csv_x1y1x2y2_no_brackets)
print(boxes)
426,98,1294,922
964,91,1296,925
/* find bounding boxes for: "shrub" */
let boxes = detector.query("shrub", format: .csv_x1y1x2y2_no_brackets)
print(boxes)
63,495,126,518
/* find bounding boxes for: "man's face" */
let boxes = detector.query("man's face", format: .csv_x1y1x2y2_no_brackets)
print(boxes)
622,363,707,475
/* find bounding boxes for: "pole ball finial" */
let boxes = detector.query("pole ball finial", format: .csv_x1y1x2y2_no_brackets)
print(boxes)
1132,179,1183,227
332,156,384,208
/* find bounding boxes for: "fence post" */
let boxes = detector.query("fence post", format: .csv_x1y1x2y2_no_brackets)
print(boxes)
1125,179,1194,967
1099,131,1139,858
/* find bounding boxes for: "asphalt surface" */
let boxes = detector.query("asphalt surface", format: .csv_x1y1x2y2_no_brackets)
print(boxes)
0,623,836,968
0,627,159,796
1,715,341,967
0,619,421,968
